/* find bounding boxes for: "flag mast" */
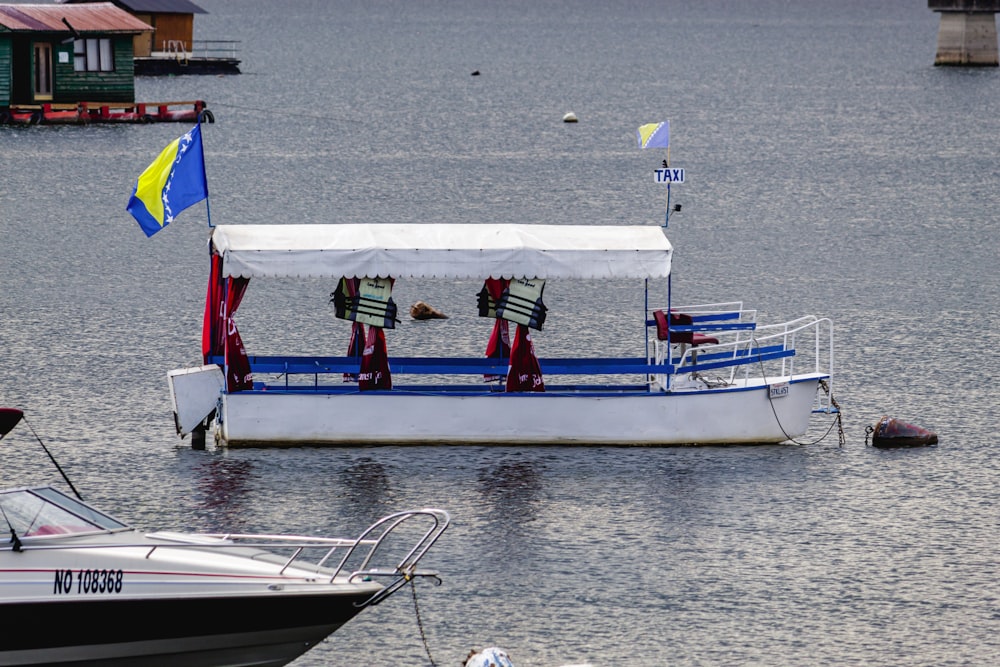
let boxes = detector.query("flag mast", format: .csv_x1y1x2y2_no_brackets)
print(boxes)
198,111,214,229
636,121,678,227
637,121,683,388
664,144,672,228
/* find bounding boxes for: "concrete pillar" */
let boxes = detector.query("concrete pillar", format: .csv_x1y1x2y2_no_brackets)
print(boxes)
930,0,1000,66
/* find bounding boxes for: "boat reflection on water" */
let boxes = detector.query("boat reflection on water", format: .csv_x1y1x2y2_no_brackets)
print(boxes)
478,460,543,515
340,456,392,507
195,457,255,527
477,458,545,550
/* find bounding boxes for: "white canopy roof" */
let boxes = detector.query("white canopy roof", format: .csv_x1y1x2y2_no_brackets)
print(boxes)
210,224,672,280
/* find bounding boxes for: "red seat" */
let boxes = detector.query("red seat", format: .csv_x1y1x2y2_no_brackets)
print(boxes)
653,310,719,346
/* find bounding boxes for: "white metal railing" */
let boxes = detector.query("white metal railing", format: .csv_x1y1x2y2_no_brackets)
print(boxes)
648,302,758,370
646,308,835,412
159,40,241,60
191,40,240,59
732,315,834,387
15,508,450,608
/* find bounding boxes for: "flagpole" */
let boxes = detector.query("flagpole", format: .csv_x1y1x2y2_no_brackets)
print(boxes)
205,190,214,228
198,112,214,229
663,145,671,228
665,183,671,228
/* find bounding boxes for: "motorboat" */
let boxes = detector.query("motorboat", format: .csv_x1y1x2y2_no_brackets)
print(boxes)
0,407,450,667
167,223,838,447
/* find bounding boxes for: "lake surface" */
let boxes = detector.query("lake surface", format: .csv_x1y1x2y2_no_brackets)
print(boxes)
2,1,1000,665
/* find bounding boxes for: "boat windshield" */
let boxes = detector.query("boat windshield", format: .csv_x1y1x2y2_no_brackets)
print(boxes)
0,487,129,537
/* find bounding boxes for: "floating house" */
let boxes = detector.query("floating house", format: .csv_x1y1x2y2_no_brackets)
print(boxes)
0,3,209,124
0,2,150,106
58,0,240,74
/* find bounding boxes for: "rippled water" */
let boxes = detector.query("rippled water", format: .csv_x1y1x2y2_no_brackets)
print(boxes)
2,0,1000,665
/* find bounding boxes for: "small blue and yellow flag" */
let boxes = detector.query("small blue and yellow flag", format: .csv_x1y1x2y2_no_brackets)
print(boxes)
637,121,669,149
126,124,208,237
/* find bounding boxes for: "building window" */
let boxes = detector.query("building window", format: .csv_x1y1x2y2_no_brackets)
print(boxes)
73,39,114,72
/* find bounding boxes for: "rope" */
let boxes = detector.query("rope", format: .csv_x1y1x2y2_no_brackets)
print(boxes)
751,337,844,447
206,101,364,125
819,378,846,448
409,577,437,666
20,414,85,499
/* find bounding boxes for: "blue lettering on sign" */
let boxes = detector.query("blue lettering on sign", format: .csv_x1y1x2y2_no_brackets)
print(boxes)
654,168,685,184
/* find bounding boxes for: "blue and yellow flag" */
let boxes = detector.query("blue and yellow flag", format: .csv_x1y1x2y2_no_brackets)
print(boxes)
126,124,208,237
637,122,669,149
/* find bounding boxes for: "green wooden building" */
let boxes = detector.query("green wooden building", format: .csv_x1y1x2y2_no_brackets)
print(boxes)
0,2,152,107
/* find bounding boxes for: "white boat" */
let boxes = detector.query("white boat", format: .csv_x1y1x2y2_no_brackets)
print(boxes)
0,408,450,667
167,223,837,448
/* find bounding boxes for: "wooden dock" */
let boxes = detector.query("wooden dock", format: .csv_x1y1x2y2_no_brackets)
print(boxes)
0,100,213,125
135,41,242,76
135,57,241,76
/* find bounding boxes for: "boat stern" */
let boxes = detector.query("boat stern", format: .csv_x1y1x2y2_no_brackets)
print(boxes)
167,365,224,436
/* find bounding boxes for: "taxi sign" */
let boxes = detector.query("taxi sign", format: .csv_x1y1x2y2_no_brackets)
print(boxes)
654,168,685,184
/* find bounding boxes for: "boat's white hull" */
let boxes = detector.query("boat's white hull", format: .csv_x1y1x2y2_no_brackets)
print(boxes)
214,374,828,447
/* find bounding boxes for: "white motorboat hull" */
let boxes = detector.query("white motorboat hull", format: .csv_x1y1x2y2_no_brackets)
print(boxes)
214,374,827,447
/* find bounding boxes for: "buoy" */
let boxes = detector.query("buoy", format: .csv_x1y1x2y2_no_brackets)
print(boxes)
562,112,578,123
866,416,938,448
409,301,448,320
464,647,515,667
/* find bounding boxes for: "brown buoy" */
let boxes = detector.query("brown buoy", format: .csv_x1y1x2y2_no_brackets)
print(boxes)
867,416,938,448
410,301,448,320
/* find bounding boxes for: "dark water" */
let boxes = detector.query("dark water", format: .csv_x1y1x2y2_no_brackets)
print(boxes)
3,1,1000,665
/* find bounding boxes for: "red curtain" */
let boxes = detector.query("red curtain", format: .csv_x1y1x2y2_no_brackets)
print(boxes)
345,321,365,382
359,326,391,390
201,253,224,360
341,278,364,381
337,277,392,389
223,276,253,392
506,325,544,392
201,253,252,392
483,278,510,382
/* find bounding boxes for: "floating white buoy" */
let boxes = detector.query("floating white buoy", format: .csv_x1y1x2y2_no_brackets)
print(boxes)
562,112,578,123
464,647,515,667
